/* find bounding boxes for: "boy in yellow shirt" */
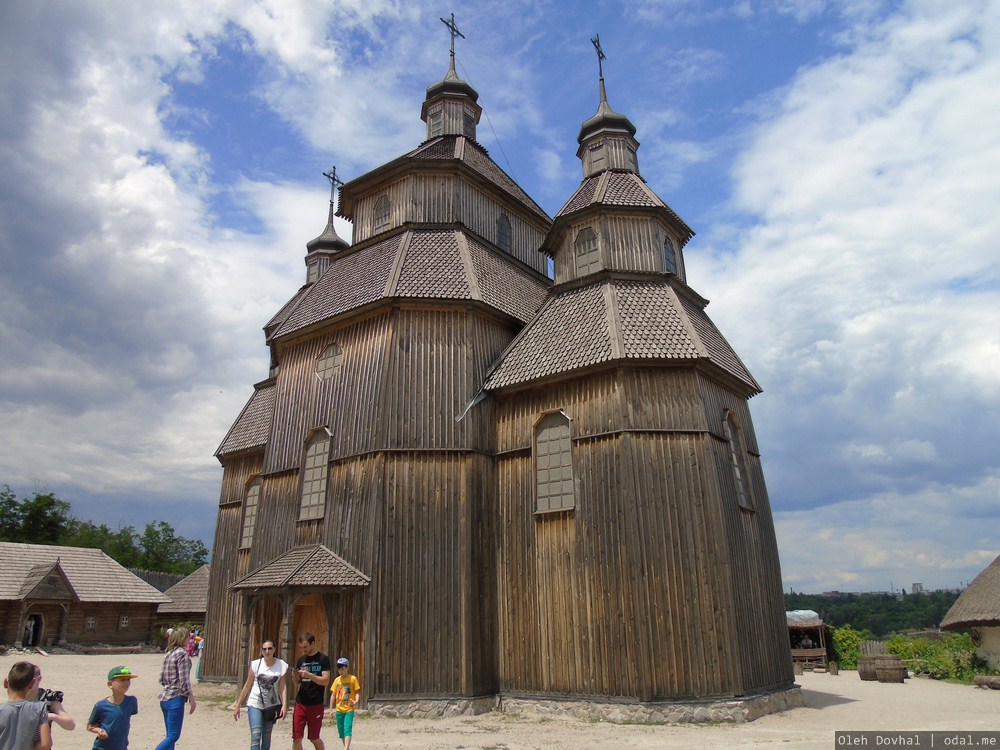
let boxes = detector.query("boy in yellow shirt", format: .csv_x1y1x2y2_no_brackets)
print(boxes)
329,658,360,750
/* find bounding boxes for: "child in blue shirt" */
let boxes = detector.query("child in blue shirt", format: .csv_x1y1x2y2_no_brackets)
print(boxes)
86,667,138,750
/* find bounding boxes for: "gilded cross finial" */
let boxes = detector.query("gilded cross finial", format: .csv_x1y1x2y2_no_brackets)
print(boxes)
322,165,343,204
591,34,606,80
440,12,465,64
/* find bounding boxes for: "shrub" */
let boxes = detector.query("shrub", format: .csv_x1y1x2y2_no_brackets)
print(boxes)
832,624,868,669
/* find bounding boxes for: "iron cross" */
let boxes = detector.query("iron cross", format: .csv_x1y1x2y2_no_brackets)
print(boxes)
322,165,343,202
440,12,466,57
591,34,606,79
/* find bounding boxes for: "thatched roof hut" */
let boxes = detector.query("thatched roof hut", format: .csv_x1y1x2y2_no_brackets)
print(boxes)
941,553,1000,669
941,554,1000,629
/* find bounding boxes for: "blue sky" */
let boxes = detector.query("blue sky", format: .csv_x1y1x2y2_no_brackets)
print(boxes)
1,0,998,593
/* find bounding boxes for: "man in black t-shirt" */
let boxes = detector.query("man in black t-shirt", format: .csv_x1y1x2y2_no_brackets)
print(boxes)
291,632,331,750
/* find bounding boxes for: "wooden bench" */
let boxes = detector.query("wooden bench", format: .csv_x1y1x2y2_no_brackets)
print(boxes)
791,647,828,669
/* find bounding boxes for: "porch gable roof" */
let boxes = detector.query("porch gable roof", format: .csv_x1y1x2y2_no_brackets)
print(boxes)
230,545,370,591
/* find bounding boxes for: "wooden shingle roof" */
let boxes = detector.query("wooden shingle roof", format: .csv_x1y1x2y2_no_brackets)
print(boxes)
552,171,694,249
269,229,548,340
158,564,211,614
483,278,760,394
0,543,169,604
216,382,275,457
941,554,1000,629
230,545,370,591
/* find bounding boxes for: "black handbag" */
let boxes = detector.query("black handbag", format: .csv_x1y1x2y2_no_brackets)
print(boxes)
254,660,282,723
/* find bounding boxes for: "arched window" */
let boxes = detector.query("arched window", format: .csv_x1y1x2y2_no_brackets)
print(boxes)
723,410,754,510
373,195,391,234
240,479,261,549
300,431,330,521
663,235,678,275
497,213,511,253
535,412,574,512
574,227,601,276
316,343,343,380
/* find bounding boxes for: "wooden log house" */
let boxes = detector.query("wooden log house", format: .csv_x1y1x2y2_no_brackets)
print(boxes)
205,30,797,721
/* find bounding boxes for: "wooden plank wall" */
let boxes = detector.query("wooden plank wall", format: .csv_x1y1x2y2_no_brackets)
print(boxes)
698,376,793,693
203,458,260,680
602,214,662,274
347,172,547,275
495,367,790,700
455,178,547,274
207,308,514,689
0,603,158,647
550,214,665,282
349,176,410,244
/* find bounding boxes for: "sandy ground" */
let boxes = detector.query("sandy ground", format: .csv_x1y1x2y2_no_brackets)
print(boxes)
3,652,997,749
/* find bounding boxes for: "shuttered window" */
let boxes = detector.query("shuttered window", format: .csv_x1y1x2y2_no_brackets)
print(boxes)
574,227,601,276
429,105,443,137
373,195,391,234
316,343,343,380
497,214,511,252
300,432,330,521
663,235,678,275
723,410,754,510
240,480,261,549
535,412,574,512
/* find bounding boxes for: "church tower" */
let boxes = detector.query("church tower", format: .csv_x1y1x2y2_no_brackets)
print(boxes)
206,24,798,722
205,16,551,704
483,37,796,711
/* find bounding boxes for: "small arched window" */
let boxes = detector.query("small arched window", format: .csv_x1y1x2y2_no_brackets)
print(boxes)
497,214,511,253
316,343,343,380
663,235,678,275
300,431,330,521
574,227,601,276
373,195,391,234
535,412,575,513
240,479,261,549
723,410,754,510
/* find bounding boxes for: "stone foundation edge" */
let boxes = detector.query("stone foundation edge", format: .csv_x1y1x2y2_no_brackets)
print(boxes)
366,684,803,723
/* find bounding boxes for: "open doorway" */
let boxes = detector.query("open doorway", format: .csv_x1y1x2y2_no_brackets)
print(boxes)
23,614,43,647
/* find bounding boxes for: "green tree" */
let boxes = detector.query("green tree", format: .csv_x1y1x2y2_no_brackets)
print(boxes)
137,521,208,575
0,485,20,541
0,487,75,544
18,491,75,544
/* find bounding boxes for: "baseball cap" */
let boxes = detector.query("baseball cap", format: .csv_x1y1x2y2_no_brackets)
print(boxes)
108,666,138,680
336,657,349,667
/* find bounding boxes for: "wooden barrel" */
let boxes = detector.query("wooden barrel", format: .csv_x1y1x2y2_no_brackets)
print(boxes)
858,655,878,681
875,655,906,683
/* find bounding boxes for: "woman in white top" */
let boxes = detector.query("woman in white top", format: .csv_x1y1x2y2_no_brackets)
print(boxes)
231,639,289,750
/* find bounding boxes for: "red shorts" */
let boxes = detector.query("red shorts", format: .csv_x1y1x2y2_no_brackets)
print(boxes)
292,702,325,740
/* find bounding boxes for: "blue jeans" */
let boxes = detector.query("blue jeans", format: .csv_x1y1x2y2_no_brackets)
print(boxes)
154,695,186,750
248,706,276,750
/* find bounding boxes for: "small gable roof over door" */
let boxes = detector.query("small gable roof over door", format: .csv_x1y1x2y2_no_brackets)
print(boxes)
230,544,370,591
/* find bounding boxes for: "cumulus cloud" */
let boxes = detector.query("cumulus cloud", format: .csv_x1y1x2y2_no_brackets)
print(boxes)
690,0,1000,586
1,0,997,593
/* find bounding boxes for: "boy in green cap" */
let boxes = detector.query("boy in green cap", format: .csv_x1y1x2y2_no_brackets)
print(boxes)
86,666,138,750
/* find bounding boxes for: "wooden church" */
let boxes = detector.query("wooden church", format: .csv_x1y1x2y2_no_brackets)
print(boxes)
204,28,798,721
